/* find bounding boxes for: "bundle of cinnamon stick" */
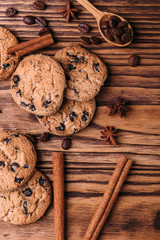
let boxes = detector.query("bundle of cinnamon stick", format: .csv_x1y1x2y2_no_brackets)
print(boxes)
7,33,54,58
52,154,132,240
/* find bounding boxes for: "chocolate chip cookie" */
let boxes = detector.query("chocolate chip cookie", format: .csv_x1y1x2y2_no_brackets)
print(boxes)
11,54,66,116
0,170,52,225
0,26,19,81
54,45,107,102
37,98,96,136
0,131,37,192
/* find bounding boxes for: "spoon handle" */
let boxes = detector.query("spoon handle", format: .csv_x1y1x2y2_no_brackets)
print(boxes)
76,0,103,21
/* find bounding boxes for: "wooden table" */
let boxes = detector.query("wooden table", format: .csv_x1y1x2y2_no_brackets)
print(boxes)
0,0,160,239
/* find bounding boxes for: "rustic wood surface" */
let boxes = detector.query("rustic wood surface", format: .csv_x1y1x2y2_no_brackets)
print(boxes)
0,0,160,239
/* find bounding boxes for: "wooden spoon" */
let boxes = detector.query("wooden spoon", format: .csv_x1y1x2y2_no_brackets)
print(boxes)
76,0,133,47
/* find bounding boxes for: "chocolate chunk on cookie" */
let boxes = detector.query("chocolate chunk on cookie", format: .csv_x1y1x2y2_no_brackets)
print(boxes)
0,170,52,225
0,131,37,192
54,45,108,102
11,54,66,116
0,26,19,81
37,98,96,136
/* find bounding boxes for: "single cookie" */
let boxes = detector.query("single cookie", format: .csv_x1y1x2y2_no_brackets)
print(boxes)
0,170,52,225
11,54,66,116
0,131,37,192
0,26,19,81
54,45,107,102
37,98,96,136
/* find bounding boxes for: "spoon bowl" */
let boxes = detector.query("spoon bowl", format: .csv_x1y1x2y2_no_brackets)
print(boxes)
76,0,133,47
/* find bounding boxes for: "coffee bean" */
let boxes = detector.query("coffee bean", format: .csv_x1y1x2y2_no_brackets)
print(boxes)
121,32,132,43
114,35,123,44
35,17,47,27
33,0,46,10
39,177,46,186
80,36,90,45
128,54,139,67
5,8,17,17
78,23,90,33
25,134,36,144
109,15,121,28
117,21,128,28
90,36,102,45
112,27,123,37
100,20,109,30
40,132,50,142
38,27,51,36
23,16,35,25
62,138,71,150
23,188,32,197
104,28,114,41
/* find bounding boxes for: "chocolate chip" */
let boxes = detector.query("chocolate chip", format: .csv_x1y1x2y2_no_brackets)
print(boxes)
90,36,102,45
23,201,28,214
68,64,76,71
4,138,11,145
80,36,90,45
3,63,10,69
39,177,46,186
23,16,35,25
0,161,5,168
109,15,121,28
37,115,44,119
69,112,77,122
117,21,128,28
112,27,123,37
94,63,100,72
82,111,89,122
16,89,22,97
23,165,29,169
5,8,17,17
25,134,36,144
29,104,36,111
12,133,19,137
21,102,28,108
62,138,71,150
103,28,114,41
44,100,51,108
38,27,51,36
100,20,109,30
10,162,20,172
23,188,32,197
121,32,132,43
33,0,46,10
15,177,24,184
128,54,139,67
40,132,50,142
13,75,20,85
78,23,90,33
56,123,65,131
35,17,47,27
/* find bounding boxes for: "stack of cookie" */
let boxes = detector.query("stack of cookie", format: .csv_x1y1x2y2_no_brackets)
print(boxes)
11,45,108,136
0,131,52,225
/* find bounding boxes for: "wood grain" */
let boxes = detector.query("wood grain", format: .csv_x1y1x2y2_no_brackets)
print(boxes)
0,0,160,240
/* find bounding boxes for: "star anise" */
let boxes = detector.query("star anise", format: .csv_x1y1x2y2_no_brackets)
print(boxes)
100,126,120,146
107,97,130,118
56,0,79,23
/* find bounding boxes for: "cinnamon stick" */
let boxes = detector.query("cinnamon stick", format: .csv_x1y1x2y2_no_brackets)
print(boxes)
91,159,133,240
7,33,54,58
82,157,133,240
53,152,64,240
